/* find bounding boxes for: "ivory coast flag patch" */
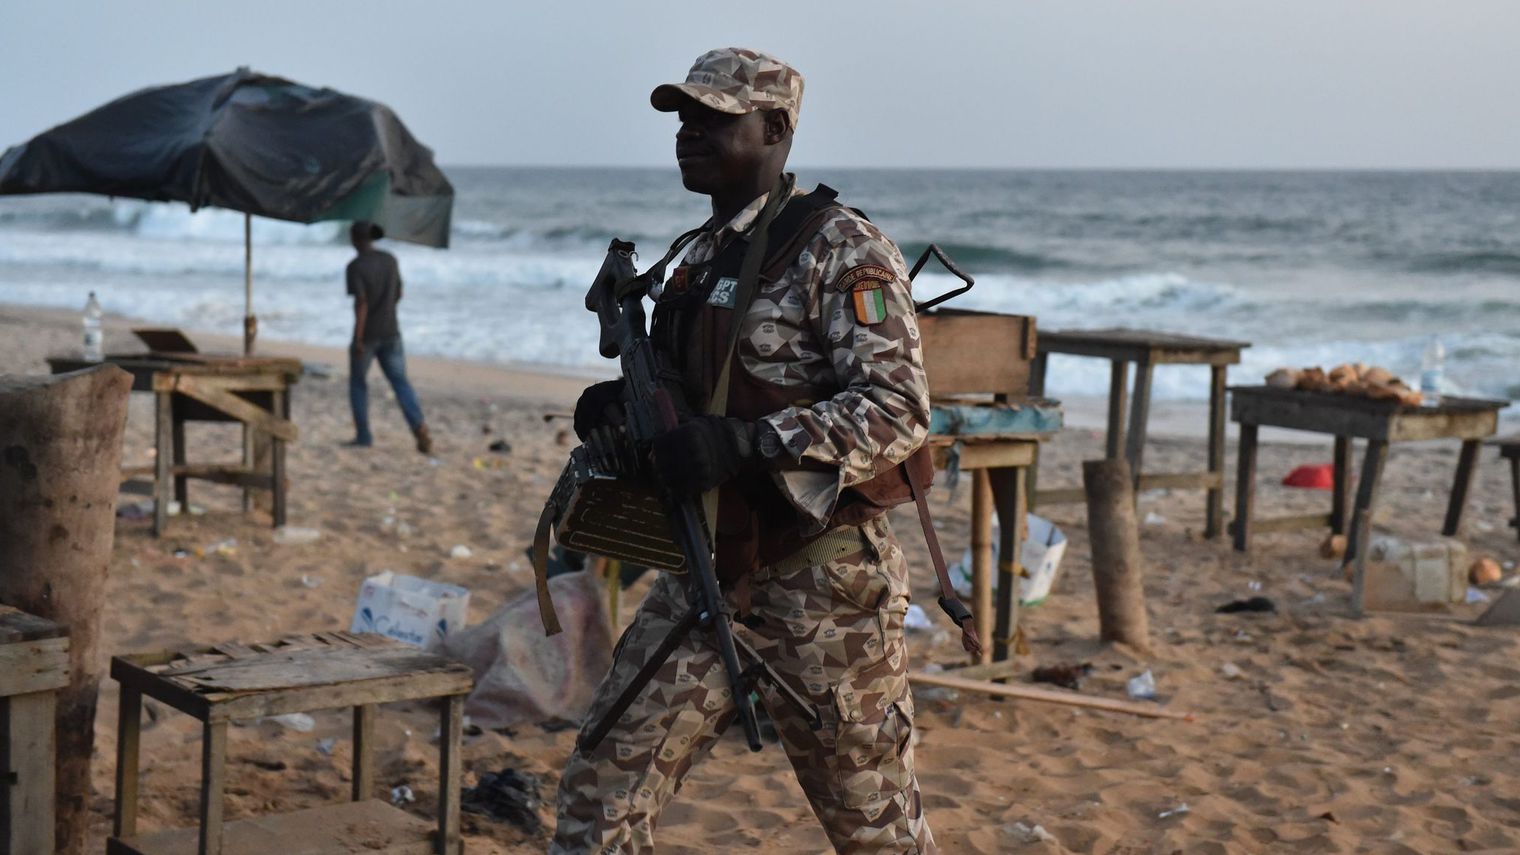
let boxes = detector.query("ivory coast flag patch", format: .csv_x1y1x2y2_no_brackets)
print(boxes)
837,264,894,325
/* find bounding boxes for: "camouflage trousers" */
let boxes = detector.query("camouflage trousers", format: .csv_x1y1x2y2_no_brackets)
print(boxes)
551,514,936,854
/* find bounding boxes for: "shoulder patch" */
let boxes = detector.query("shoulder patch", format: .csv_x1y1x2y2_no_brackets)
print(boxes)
834,264,894,293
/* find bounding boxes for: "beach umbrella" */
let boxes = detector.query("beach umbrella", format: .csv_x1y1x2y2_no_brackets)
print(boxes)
0,67,453,354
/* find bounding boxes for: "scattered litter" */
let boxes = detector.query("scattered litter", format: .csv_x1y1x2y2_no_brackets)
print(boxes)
537,718,578,734
449,544,474,559
352,571,470,649
1317,810,1339,824
300,574,322,589
488,439,512,454
1247,580,1263,592
1216,596,1276,614
166,500,182,517
172,548,190,558
391,784,415,806
472,456,506,471
302,361,334,380
1158,802,1190,819
1282,463,1333,490
315,737,336,755
272,526,321,546
116,500,153,521
268,713,314,732
196,538,237,558
1220,662,1244,680
1303,592,1327,605
461,768,543,832
1031,662,1093,691
1466,586,1490,604
1007,822,1057,843
1143,512,1166,526
395,521,413,538
904,604,934,631
1126,670,1157,700
914,685,960,703
1469,557,1502,586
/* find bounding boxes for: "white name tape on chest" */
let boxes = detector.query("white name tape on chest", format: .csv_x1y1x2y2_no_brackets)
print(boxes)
707,276,740,309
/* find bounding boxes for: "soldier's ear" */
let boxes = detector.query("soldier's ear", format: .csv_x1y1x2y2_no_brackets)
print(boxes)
763,110,791,145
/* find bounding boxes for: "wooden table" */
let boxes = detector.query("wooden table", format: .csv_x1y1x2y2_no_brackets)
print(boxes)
48,353,301,535
1031,328,1249,538
1495,439,1520,542
1,606,69,855
109,631,473,855
1230,387,1506,582
927,434,1040,669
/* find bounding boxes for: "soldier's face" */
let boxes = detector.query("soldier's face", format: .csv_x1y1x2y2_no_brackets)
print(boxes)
674,103,768,195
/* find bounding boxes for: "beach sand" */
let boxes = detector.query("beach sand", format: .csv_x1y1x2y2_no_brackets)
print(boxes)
3,303,1519,853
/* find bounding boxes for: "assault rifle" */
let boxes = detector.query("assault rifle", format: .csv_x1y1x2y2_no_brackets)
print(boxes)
577,238,820,753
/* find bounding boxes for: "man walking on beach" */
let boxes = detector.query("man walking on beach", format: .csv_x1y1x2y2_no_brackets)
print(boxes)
554,48,939,852
345,220,432,453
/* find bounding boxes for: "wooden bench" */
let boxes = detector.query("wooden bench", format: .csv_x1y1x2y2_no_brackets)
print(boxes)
108,632,473,855
1,606,69,855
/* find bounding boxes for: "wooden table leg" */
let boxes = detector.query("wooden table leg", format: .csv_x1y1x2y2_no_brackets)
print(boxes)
1232,423,1259,552
1105,360,1129,459
1205,364,1228,539
113,685,142,839
352,704,375,802
153,389,171,537
4,691,57,855
437,695,464,855
1343,439,1389,568
1124,358,1154,488
198,720,228,855
271,390,288,528
1443,439,1481,537
1330,436,1353,535
1509,453,1520,541
172,398,188,508
1030,351,1049,397
990,465,1027,663
971,469,994,664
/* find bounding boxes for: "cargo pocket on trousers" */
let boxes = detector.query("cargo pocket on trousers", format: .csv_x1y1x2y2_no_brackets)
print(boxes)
831,682,914,809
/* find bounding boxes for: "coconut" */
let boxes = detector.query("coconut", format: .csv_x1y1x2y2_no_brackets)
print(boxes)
1265,368,1298,389
1361,366,1394,386
1470,557,1503,586
1320,533,1347,559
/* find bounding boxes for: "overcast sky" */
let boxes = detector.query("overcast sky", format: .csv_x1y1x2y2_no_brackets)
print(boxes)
3,1,1517,170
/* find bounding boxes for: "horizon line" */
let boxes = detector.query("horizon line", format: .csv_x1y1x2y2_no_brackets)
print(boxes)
440,162,1520,174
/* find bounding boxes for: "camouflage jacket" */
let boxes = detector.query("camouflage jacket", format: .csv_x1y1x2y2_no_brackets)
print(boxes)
677,175,930,533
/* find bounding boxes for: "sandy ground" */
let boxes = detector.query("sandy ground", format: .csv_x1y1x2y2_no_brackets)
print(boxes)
4,303,1520,854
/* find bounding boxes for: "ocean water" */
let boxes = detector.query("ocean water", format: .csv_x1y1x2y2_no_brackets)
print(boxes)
2,167,1519,405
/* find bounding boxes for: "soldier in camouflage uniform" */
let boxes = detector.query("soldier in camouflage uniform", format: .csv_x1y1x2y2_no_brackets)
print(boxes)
554,47,937,853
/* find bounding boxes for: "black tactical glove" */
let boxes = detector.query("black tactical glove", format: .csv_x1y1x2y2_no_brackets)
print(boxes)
650,415,757,497
573,378,626,440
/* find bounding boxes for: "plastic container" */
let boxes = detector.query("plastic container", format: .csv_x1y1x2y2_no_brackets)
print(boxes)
1419,336,1444,406
82,291,103,361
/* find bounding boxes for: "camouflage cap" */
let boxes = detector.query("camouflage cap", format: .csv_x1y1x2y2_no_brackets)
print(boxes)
650,47,804,129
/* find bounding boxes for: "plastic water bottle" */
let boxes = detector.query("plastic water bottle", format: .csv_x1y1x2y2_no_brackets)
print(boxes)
81,291,104,361
1419,336,1445,406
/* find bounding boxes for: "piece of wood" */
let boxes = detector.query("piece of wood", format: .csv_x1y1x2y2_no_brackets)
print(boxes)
155,389,172,536
114,686,142,839
1233,423,1259,552
0,366,132,855
1206,364,1228,539
928,438,1037,472
271,390,288,527
917,310,1035,396
2,691,57,855
0,636,70,696
990,466,1027,662
352,704,375,803
971,470,994,664
1443,439,1481,536
910,670,1191,720
199,721,228,855
1105,360,1128,459
437,696,463,855
172,402,188,506
172,376,298,443
1124,358,1155,484
1331,436,1353,535
1343,439,1389,569
1510,452,1520,541
1474,589,1520,627
1037,327,1248,366
108,799,435,855
1083,459,1152,654
0,606,66,644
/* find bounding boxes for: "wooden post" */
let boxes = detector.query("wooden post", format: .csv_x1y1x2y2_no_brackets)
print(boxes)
1232,423,1259,552
1443,439,1481,536
970,469,994,664
1082,459,1152,654
1105,360,1129,459
1204,365,1228,539
0,366,132,855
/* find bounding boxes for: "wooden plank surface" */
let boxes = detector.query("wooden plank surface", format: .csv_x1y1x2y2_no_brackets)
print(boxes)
2,692,57,855
0,635,70,696
0,605,65,643
171,377,298,443
107,799,434,855
918,310,1035,396
1039,327,1249,363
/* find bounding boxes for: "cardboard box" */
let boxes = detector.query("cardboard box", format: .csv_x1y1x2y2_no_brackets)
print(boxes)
350,571,470,650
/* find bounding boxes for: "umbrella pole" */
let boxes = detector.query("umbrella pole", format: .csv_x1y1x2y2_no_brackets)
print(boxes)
243,212,255,355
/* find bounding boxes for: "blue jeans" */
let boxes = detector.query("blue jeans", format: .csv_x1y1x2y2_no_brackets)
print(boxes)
350,336,425,444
